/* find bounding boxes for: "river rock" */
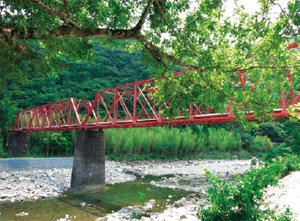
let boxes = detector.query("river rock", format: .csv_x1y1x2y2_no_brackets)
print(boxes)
0,159,252,205
15,211,29,217
123,168,144,177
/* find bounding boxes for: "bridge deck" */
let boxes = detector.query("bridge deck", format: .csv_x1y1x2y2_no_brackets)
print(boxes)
13,106,297,132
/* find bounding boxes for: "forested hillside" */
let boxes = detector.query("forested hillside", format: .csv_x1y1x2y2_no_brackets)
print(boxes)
12,41,154,109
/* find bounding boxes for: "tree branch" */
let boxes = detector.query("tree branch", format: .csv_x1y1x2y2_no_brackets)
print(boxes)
137,34,201,70
154,0,167,23
153,54,168,76
269,0,286,15
228,61,299,72
175,50,199,58
63,0,70,18
136,35,276,107
134,0,154,31
0,26,138,41
136,35,238,101
28,0,74,24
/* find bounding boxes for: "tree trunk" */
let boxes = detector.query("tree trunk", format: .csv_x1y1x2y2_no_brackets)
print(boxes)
1,130,8,150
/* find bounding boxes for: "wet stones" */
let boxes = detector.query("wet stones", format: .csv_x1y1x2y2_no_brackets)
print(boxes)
0,159,252,203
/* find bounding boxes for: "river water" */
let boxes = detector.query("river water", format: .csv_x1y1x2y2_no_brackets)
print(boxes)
0,158,250,220
1,175,195,220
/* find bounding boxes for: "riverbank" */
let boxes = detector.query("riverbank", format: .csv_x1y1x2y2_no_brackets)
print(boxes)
0,158,251,203
262,171,300,220
1,158,299,220
99,171,300,221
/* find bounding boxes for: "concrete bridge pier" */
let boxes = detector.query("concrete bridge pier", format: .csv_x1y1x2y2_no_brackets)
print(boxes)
70,130,105,193
7,133,30,155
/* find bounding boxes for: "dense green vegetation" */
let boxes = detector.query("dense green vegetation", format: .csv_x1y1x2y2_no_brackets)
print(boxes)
199,154,299,220
7,41,154,109
0,2,298,220
1,0,299,128
0,41,299,160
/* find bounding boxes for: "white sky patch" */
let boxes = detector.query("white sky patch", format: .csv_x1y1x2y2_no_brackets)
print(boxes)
157,0,292,47
224,0,290,19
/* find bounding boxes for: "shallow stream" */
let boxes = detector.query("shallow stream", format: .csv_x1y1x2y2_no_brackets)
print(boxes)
0,175,197,220
0,158,242,221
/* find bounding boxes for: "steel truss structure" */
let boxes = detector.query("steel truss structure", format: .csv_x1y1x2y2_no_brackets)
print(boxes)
12,43,300,132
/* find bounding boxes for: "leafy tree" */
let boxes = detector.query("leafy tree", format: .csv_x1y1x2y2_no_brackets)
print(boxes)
284,122,300,153
0,88,18,149
0,0,299,126
252,122,285,143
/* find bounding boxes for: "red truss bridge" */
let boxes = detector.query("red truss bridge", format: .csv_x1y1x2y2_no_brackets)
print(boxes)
12,43,300,132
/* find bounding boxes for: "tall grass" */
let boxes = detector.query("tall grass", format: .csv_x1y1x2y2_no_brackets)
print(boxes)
22,125,246,159
105,125,243,158
207,128,241,152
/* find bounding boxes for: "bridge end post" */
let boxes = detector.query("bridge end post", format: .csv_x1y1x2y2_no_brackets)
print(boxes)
7,132,30,155
70,130,105,193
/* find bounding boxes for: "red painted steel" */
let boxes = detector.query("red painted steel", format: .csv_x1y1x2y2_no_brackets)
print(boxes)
13,98,95,132
12,43,300,132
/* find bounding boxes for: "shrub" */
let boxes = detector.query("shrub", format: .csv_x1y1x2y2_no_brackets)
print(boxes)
260,136,273,152
198,151,232,160
43,132,72,156
104,126,247,159
240,133,255,151
158,141,173,156
199,155,298,220
290,129,300,153
250,136,273,153
252,122,285,143
263,144,291,162
132,211,142,219
236,150,252,159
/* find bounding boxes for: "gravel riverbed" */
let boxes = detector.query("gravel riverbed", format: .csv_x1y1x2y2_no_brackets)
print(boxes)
0,158,299,220
0,158,251,203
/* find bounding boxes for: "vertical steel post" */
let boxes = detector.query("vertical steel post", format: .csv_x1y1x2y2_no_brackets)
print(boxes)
153,98,156,115
206,106,210,114
281,91,286,111
83,93,99,126
68,100,72,126
133,84,137,123
13,112,21,131
190,104,193,119
58,101,62,128
288,73,293,102
49,105,53,128
71,98,81,126
113,89,118,124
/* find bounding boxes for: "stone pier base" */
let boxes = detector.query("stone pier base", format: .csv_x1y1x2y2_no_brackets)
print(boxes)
7,133,30,155
70,130,105,193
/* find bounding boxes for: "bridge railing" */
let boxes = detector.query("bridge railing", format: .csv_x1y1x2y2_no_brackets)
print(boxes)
13,98,94,132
